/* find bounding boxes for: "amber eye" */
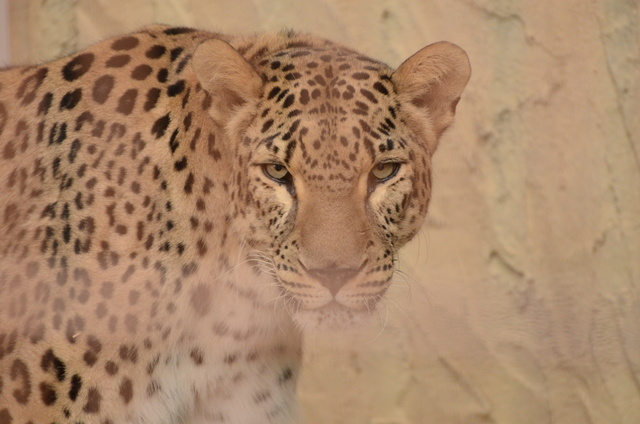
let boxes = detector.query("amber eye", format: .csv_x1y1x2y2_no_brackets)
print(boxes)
371,162,399,181
263,164,290,181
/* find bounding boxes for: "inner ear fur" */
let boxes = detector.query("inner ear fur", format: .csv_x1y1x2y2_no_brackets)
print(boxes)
393,41,471,141
192,38,263,125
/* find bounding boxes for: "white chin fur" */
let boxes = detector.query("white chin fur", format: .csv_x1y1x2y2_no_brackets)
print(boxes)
292,303,372,332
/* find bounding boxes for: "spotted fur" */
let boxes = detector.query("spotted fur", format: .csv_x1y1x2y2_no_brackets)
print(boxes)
0,25,470,423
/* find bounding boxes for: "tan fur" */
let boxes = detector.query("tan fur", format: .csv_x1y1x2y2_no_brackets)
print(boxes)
0,25,469,423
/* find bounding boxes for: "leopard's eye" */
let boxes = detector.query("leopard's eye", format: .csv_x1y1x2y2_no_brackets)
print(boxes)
263,164,290,182
371,162,399,181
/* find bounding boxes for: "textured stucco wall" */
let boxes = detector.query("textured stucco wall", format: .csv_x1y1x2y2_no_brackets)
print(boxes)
7,1,640,423
0,0,9,66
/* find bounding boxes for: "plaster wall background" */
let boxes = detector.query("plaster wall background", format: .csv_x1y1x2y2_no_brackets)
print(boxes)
6,1,640,423
0,0,9,67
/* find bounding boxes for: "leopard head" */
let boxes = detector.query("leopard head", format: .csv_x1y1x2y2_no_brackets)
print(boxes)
192,34,470,330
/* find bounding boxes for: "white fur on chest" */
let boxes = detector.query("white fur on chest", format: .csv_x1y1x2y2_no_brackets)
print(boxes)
132,264,303,424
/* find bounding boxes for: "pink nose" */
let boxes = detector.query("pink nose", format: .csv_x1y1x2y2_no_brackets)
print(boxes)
307,267,361,296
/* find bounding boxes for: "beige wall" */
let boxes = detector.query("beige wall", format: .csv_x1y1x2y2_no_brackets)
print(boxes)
0,0,9,66
8,0,640,423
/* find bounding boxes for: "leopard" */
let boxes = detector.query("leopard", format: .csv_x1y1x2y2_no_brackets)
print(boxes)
0,24,470,424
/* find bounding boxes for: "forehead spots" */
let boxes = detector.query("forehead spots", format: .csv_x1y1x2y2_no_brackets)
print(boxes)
378,139,395,152
351,72,370,80
300,89,310,105
353,100,368,115
261,119,274,133
282,93,295,108
313,75,326,86
254,45,405,181
267,86,281,100
360,89,378,104
342,86,355,100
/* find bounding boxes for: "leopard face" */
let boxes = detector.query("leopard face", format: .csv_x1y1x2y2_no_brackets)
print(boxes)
193,37,471,330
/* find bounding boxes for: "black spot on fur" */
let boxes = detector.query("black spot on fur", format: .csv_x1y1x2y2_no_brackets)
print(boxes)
261,119,274,133
167,80,185,97
63,53,94,82
106,54,131,68
174,157,187,171
169,129,180,153
17,68,48,105
373,81,389,95
360,89,378,104
170,47,184,61
38,92,53,115
157,68,169,83
284,140,297,164
131,64,153,80
144,88,161,111
176,55,191,74
146,45,166,59
164,27,195,35
282,94,295,108
151,114,170,139
40,382,57,405
60,88,82,110
49,122,67,145
184,172,194,194
69,374,82,401
352,72,369,80
41,349,67,381
117,89,138,115
267,87,281,99
111,36,139,51
63,224,71,243
279,367,293,384
92,75,115,104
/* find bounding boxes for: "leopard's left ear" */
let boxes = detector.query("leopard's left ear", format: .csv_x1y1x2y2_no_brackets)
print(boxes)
393,42,471,140
192,38,263,124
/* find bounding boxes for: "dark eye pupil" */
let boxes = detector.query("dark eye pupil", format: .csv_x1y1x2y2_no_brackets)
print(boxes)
274,165,284,172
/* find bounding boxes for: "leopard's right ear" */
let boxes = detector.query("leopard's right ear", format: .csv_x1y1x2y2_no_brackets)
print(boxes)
192,39,263,124
393,42,470,146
